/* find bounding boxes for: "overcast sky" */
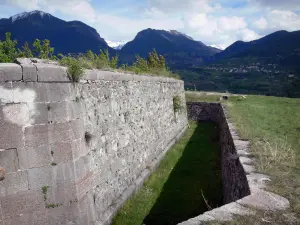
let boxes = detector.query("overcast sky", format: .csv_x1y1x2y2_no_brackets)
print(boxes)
1,0,300,49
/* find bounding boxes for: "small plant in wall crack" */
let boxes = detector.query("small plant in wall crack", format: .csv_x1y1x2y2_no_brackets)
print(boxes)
173,95,184,114
42,186,49,201
41,185,62,208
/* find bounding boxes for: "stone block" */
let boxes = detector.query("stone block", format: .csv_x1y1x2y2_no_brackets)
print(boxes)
68,101,85,120
0,63,22,81
71,138,88,159
16,58,32,64
48,102,69,123
50,121,73,143
0,189,45,221
1,103,30,126
12,82,40,103
24,124,51,148
47,83,72,102
46,182,77,205
0,112,23,150
29,102,50,125
51,141,74,163
28,166,54,190
22,64,37,82
0,148,19,172
82,69,100,80
26,144,52,168
35,63,69,82
70,119,85,140
0,82,13,103
0,170,28,196
17,148,29,170
54,161,76,183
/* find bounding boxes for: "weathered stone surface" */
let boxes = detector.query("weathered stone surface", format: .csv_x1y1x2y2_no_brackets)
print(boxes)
0,108,24,150
22,64,37,81
16,58,33,65
47,83,72,102
0,167,5,181
27,166,54,189
0,148,19,172
26,144,52,168
237,190,290,211
0,170,28,196
0,82,13,103
35,63,69,82
0,189,45,221
178,214,215,225
0,63,22,81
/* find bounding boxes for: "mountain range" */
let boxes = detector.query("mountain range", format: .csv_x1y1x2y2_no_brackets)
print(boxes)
0,10,300,69
0,10,220,67
0,10,115,55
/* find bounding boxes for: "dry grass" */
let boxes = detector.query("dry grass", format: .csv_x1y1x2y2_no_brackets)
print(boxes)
253,138,296,173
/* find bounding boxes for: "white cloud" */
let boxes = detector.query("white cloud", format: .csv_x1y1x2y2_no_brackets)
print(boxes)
251,0,300,10
3,0,38,10
182,13,259,48
217,16,247,31
254,17,268,29
147,0,216,13
257,10,300,33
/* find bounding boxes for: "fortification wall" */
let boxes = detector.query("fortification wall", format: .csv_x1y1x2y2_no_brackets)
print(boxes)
186,102,251,204
0,60,188,225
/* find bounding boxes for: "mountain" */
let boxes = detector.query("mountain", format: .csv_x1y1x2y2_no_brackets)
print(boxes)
215,30,300,66
106,40,127,50
0,10,115,55
120,28,221,68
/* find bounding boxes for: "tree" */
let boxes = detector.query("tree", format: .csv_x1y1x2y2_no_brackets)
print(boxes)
0,32,18,62
22,42,33,58
33,39,54,59
110,53,119,69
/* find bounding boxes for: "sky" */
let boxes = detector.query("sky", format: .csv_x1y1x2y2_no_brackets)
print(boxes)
1,0,300,49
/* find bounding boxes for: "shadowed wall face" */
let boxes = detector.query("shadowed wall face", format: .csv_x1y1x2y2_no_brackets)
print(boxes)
186,102,250,204
0,62,188,225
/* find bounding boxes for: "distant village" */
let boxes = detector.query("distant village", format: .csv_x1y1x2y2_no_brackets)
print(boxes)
204,63,295,77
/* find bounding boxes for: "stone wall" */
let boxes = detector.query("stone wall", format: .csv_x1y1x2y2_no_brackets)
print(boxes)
179,102,289,224
0,60,188,225
186,102,250,204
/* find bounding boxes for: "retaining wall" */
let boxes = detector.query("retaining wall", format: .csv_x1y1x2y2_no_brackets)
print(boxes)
187,102,250,203
181,102,289,224
0,59,188,225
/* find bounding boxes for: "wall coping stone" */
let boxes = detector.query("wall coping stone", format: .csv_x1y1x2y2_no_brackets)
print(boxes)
179,102,290,225
0,59,183,84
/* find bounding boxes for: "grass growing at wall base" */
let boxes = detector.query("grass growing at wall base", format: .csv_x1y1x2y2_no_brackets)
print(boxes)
111,121,222,225
186,92,300,224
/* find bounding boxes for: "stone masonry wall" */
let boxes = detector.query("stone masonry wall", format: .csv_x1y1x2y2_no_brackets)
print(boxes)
0,60,188,225
186,102,250,204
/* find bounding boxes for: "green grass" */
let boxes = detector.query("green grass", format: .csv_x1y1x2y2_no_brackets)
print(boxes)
187,92,300,224
111,121,222,225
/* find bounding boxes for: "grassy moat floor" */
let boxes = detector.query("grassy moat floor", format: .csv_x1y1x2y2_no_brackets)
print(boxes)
111,121,222,225
186,92,300,225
